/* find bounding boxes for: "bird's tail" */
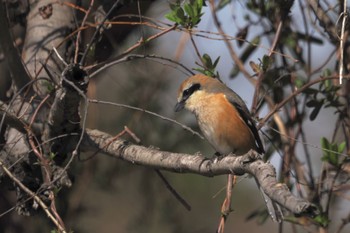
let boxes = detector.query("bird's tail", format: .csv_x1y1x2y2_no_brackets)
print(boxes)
255,178,284,222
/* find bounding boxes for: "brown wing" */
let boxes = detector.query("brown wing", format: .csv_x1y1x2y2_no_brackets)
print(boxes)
219,85,264,154
231,102,265,154
200,76,265,154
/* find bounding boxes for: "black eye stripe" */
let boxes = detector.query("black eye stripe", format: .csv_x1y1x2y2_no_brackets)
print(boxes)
182,83,201,101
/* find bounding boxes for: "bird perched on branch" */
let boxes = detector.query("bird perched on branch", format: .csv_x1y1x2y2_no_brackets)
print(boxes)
174,74,282,222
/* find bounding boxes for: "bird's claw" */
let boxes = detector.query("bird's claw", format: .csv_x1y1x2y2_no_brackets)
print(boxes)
241,150,260,164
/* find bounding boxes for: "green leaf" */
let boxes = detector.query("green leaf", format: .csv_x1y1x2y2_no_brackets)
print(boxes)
294,77,304,88
202,53,213,68
324,78,332,90
49,152,57,160
195,0,204,13
197,0,203,7
169,3,178,11
322,68,332,77
165,12,177,23
184,4,194,18
217,0,231,10
165,3,187,25
193,0,204,26
165,0,204,28
261,55,271,71
338,141,346,153
321,137,342,166
309,103,322,121
240,36,260,63
230,65,240,78
303,87,318,95
213,56,221,67
284,35,297,48
175,7,186,22
313,214,330,227
321,137,330,150
306,99,319,107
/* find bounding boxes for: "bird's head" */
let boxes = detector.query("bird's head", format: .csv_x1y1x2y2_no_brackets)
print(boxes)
174,74,220,113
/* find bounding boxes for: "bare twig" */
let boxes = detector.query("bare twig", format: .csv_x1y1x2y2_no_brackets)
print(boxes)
208,0,253,81
251,20,284,114
258,76,339,129
0,159,67,233
80,0,121,65
217,175,235,233
338,0,348,84
88,99,203,139
74,0,95,63
88,54,194,78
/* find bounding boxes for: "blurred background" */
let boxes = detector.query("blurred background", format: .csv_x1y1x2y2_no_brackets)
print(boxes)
1,0,349,233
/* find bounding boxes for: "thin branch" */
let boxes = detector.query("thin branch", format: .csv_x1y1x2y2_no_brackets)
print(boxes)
339,0,348,84
258,76,339,129
208,0,253,81
74,0,94,63
0,159,67,233
80,0,121,65
251,20,284,114
0,103,29,134
307,0,338,43
217,175,234,233
88,99,204,139
88,54,194,78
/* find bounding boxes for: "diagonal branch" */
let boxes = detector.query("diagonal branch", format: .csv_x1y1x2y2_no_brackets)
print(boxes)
307,0,338,43
0,159,67,233
82,128,318,217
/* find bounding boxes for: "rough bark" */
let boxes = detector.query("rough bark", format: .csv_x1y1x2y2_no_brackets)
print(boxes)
0,0,77,215
83,128,318,217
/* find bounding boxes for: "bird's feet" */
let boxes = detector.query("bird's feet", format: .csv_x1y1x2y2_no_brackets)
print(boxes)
211,152,226,163
241,150,261,164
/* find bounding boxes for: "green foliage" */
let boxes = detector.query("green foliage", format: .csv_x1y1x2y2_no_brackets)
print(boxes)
49,152,57,160
313,213,331,227
194,53,221,78
261,55,272,72
305,73,342,121
246,0,294,21
43,80,55,93
248,55,272,74
321,137,346,167
165,0,204,28
294,76,305,89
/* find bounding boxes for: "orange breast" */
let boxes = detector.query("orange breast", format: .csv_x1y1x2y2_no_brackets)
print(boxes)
195,93,257,155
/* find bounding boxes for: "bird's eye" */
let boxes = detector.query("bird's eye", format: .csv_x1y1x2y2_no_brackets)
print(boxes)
182,83,200,101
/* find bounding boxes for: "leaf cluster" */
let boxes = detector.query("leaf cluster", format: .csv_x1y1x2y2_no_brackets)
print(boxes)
165,0,204,29
194,53,221,78
320,137,346,167
305,72,343,121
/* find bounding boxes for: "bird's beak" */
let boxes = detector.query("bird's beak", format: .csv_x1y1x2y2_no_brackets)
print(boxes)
174,101,185,112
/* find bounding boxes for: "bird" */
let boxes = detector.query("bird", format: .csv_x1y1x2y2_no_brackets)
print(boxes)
174,74,282,222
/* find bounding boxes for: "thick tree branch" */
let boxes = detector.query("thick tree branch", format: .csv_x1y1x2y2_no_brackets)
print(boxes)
83,128,318,217
42,64,88,162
